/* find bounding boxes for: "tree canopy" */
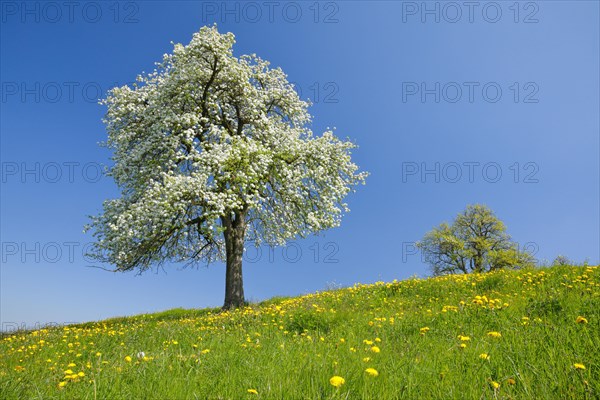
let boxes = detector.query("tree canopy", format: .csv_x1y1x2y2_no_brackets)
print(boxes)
417,205,534,275
85,26,367,308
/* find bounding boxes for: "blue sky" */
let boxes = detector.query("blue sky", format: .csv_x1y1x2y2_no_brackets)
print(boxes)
1,1,598,329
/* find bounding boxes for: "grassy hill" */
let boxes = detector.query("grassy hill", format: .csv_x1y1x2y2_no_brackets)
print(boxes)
1,265,599,399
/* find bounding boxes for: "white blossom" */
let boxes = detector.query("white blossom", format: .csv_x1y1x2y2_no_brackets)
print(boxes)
86,26,367,272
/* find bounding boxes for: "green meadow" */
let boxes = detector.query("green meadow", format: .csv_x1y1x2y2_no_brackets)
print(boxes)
1,265,598,399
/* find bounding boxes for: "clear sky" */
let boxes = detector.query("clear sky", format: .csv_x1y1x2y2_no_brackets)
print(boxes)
1,1,598,330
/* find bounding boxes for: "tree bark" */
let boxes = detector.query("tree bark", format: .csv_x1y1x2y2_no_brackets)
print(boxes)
221,212,246,310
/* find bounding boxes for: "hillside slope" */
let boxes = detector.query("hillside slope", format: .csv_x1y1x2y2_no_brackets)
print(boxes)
1,265,599,399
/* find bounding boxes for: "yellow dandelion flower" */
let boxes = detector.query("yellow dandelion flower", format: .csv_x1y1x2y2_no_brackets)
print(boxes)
67,363,76,367
370,346,381,353
124,356,132,363
247,388,258,395
487,331,502,338
329,376,345,388
375,337,382,342
58,381,67,388
490,381,500,389
365,368,379,377
420,327,430,335
363,340,374,345
363,357,371,362
77,372,85,377
96,352,102,357
459,343,467,349
479,353,490,360
64,369,73,375
576,316,588,324
573,363,586,370
458,335,470,341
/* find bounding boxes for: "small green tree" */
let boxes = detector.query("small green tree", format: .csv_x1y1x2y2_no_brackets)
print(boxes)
417,205,534,275
551,255,572,266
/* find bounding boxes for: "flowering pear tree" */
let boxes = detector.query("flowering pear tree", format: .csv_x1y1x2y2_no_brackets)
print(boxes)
86,26,367,309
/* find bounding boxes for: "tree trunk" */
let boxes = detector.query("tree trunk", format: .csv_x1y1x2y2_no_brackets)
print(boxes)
222,213,246,310
474,252,483,273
